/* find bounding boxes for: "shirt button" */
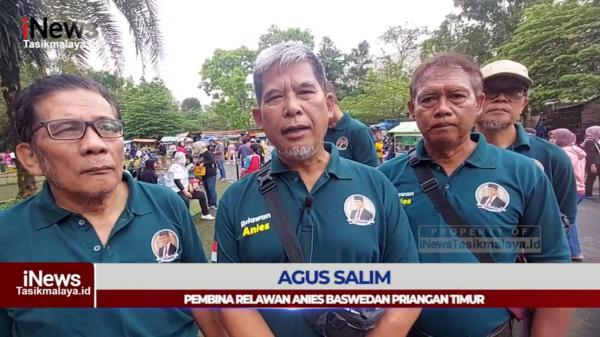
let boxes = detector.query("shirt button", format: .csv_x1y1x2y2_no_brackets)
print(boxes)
292,177,299,183
444,184,450,189
93,245,102,252
78,219,86,226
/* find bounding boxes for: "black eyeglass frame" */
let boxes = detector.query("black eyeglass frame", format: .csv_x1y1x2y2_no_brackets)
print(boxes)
30,118,124,140
483,86,528,100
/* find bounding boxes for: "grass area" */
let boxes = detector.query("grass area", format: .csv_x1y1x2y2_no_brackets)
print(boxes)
192,180,232,258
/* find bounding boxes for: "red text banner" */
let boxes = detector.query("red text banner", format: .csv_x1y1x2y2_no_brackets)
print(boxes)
96,289,600,308
0,263,94,307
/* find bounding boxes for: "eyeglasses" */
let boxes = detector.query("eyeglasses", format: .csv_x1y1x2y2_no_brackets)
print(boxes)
484,87,527,100
31,118,124,140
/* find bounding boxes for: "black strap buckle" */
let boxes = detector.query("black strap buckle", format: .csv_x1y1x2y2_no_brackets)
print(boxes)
420,178,438,192
256,161,276,194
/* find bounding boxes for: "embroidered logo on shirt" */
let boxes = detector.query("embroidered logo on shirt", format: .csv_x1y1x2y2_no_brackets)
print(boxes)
151,229,180,263
398,191,415,205
335,137,349,151
475,182,510,213
344,194,376,225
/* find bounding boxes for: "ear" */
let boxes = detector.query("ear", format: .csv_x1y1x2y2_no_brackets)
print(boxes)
15,142,44,176
522,96,530,114
474,92,486,119
325,93,335,121
251,107,263,128
407,100,416,120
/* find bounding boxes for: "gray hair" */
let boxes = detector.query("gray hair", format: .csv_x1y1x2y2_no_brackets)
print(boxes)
253,41,327,105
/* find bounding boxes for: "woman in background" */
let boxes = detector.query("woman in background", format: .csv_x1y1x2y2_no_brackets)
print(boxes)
551,128,586,261
165,152,214,220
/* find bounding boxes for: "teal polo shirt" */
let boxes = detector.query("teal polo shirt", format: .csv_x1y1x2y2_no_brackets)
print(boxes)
0,173,206,337
214,142,418,337
509,124,577,224
325,113,379,167
379,133,570,337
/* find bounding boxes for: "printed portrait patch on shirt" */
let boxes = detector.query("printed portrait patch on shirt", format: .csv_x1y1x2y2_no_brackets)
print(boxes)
335,136,349,150
344,194,376,226
151,229,180,263
475,182,510,213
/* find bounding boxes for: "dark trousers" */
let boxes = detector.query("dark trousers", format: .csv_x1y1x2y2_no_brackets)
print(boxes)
177,190,210,215
216,159,226,179
585,165,599,197
202,175,218,207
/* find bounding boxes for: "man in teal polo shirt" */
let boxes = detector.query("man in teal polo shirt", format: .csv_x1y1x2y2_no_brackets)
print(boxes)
0,75,224,337
214,42,420,337
379,53,572,337
324,82,379,167
476,59,580,261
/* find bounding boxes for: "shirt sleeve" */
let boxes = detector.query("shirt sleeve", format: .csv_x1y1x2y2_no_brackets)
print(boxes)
551,148,578,225
522,174,571,263
0,309,10,337
381,176,419,263
175,194,207,263
214,191,240,263
351,126,380,167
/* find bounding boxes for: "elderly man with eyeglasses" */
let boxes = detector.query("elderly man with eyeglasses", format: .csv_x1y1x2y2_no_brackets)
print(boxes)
475,60,579,262
0,75,225,337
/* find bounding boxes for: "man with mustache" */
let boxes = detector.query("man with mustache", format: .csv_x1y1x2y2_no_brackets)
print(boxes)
475,60,578,260
213,42,420,337
0,75,225,337
379,53,571,337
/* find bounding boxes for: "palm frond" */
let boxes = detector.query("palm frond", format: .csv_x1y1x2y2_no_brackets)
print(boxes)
110,0,163,72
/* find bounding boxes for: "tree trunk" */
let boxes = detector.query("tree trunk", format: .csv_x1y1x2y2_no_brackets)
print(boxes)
0,57,38,199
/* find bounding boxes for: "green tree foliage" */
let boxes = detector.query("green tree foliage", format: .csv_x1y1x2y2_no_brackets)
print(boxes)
317,36,347,94
379,24,428,72
85,70,133,104
121,79,184,138
200,47,256,129
0,0,162,198
497,0,600,108
341,41,374,97
421,0,535,63
181,97,202,113
340,67,410,124
258,25,315,50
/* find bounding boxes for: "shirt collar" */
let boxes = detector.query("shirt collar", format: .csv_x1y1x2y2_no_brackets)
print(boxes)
270,142,352,179
413,132,496,169
330,112,351,131
510,123,532,151
34,172,151,230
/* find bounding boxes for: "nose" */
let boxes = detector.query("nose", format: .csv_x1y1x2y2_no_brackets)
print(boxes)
433,96,453,118
79,125,109,155
491,91,509,103
283,93,303,118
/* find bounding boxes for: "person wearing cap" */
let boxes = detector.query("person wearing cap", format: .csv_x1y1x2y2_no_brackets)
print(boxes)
213,42,420,337
0,75,225,337
378,53,571,337
324,82,379,167
476,59,578,261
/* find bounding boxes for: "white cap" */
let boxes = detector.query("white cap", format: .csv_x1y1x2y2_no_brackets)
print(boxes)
481,60,532,86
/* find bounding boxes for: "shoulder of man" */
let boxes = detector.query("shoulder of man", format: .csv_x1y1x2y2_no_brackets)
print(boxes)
378,152,411,178
0,196,38,230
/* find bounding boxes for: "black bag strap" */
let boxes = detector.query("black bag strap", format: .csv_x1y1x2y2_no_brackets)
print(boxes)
256,161,305,263
409,152,495,263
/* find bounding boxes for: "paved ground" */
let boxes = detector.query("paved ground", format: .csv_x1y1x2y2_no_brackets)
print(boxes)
567,198,600,337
